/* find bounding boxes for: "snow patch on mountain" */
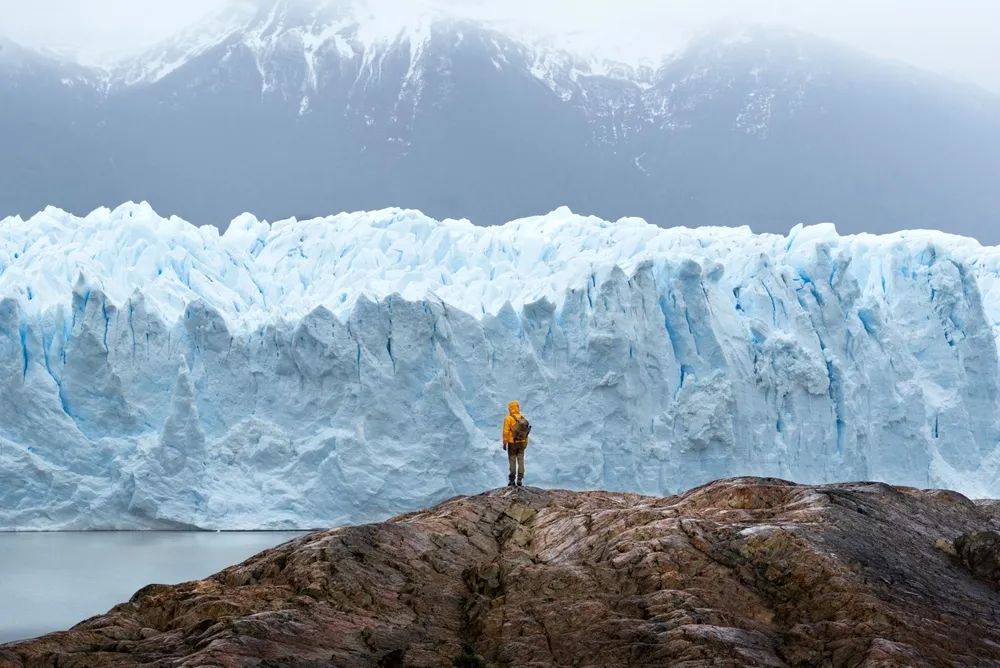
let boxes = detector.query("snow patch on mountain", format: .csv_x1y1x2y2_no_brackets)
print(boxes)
110,0,447,93
112,3,256,88
102,0,664,125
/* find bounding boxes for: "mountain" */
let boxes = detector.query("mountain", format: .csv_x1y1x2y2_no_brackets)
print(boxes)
2,204,1000,529
5,480,1000,666
2,1,1000,240
0,38,105,213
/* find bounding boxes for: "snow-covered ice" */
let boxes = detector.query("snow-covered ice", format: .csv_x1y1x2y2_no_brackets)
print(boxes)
2,202,1000,529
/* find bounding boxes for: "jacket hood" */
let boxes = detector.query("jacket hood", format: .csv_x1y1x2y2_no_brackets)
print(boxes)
508,401,520,416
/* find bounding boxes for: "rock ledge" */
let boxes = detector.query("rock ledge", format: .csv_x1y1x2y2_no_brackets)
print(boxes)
4,478,1000,667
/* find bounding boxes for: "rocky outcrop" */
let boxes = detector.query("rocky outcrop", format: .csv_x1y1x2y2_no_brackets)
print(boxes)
955,530,1000,583
4,477,1000,667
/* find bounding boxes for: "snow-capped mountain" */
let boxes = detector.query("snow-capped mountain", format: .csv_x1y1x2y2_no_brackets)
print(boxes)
2,1,999,239
108,0,647,111
2,203,1000,529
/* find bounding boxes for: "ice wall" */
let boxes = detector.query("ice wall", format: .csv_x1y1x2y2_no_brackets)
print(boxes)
2,202,999,528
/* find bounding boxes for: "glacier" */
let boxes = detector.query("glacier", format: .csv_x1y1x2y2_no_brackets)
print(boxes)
2,202,1000,529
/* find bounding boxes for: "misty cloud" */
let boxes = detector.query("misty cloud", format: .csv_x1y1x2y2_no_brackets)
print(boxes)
0,0,998,92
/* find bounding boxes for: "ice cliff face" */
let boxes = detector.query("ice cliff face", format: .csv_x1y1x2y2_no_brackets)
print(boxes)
2,203,1000,529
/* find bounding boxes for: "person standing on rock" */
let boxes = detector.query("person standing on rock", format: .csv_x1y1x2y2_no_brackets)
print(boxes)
502,400,531,487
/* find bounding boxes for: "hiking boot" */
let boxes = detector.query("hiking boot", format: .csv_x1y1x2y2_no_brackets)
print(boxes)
516,479,523,487
507,475,516,487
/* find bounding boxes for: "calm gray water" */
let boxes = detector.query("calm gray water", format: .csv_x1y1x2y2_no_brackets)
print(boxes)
0,531,306,644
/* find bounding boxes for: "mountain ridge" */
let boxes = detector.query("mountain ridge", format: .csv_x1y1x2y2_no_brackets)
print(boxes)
2,3,1000,239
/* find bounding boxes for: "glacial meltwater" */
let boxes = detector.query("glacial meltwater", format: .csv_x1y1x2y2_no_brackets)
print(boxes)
0,531,306,643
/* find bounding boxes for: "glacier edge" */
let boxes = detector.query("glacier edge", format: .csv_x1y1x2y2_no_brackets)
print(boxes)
1,203,1000,528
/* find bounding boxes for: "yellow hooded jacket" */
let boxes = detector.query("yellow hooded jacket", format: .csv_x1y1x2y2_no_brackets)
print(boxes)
503,401,529,447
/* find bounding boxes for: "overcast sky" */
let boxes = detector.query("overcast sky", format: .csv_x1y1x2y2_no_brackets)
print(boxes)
2,0,999,92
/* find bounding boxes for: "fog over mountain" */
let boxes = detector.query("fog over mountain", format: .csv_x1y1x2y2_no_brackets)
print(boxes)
2,0,999,241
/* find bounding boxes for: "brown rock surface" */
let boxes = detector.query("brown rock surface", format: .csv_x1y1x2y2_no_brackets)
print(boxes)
955,530,1000,582
4,477,1000,667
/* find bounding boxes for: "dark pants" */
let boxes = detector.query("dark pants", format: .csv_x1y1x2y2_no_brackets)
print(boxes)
507,444,526,481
